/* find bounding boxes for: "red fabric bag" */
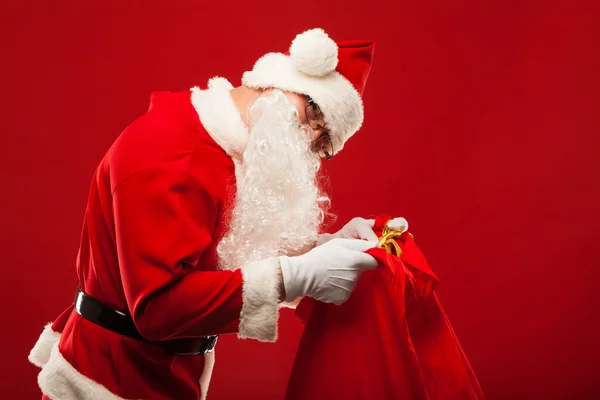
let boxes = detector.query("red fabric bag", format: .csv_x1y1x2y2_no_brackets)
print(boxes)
285,216,485,400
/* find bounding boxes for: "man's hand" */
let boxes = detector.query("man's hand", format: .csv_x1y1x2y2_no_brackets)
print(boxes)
279,238,379,305
317,217,409,246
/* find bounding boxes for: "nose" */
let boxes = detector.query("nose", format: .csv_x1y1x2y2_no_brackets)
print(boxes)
311,128,325,141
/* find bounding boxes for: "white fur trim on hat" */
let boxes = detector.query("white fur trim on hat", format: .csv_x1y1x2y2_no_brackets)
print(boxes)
242,53,363,155
290,28,338,77
238,257,281,342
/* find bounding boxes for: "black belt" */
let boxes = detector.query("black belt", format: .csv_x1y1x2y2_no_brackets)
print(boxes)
74,287,217,356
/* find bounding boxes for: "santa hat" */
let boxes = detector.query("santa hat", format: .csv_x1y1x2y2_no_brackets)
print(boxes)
242,28,375,154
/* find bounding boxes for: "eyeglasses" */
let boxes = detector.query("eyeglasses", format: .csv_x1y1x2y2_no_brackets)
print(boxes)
303,95,326,131
303,95,334,160
313,133,334,160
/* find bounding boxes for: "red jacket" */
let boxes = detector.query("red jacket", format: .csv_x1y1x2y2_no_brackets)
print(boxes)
28,78,281,400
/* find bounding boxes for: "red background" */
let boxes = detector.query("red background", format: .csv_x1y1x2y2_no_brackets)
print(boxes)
2,1,599,398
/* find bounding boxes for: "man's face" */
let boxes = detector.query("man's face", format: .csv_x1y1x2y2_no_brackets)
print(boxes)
255,89,334,160
258,90,325,141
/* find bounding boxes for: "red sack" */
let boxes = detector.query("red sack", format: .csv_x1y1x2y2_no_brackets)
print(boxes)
285,216,485,400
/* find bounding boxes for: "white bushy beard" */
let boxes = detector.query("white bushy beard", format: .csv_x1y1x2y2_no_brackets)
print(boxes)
216,90,331,270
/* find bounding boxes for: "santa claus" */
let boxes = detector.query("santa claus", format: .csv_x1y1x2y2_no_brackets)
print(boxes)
28,28,402,399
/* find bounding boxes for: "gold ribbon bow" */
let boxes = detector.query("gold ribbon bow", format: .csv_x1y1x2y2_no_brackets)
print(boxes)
363,220,414,257
363,220,413,256
378,222,406,257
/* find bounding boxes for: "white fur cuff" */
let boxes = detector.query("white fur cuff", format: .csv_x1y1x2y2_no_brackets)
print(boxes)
238,258,281,342
29,323,61,368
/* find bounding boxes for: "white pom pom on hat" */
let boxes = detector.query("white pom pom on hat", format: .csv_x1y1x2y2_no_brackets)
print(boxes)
289,28,339,77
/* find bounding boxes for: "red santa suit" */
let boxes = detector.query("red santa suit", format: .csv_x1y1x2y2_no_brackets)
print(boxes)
28,77,282,400
29,27,378,400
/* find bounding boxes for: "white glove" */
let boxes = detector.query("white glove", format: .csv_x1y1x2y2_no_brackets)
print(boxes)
387,217,409,232
279,238,378,305
317,217,409,245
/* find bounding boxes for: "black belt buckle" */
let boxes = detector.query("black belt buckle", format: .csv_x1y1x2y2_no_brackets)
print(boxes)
168,335,218,356
204,335,218,353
